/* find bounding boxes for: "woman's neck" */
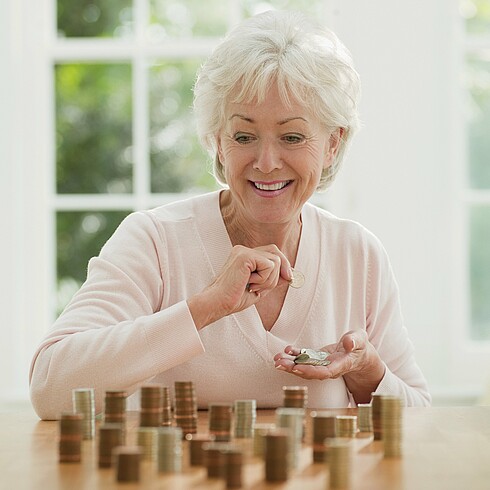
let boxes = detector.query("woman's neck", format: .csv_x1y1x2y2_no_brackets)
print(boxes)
219,190,302,263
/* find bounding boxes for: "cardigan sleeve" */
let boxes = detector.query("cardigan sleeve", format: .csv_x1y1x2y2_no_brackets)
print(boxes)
362,233,431,406
29,211,205,420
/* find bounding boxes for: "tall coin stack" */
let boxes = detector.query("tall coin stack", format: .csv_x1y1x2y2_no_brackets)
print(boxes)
234,399,256,439
174,381,198,435
157,427,183,473
381,395,404,458
72,388,95,440
357,403,373,432
264,429,290,482
253,423,276,457
224,447,243,488
59,412,83,463
327,439,353,489
114,446,142,483
137,427,158,461
209,403,233,442
335,415,358,438
161,386,172,426
140,385,163,427
275,407,305,471
283,385,308,408
104,390,127,427
371,393,384,440
98,424,123,468
310,412,336,463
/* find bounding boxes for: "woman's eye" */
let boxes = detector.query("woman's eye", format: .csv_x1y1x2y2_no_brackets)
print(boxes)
234,133,253,144
283,134,304,144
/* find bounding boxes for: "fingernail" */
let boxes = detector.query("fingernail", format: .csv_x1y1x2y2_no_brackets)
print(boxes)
288,267,293,280
276,365,287,371
292,369,301,374
286,350,294,355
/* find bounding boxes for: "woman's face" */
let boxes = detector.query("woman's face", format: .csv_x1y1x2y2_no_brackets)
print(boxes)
217,85,340,226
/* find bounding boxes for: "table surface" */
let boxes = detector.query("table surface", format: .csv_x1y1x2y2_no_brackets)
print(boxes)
0,406,489,490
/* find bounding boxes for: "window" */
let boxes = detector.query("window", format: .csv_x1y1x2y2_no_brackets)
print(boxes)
460,0,490,340
53,0,329,315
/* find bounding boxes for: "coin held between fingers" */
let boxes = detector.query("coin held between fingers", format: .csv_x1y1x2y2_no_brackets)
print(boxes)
289,268,305,289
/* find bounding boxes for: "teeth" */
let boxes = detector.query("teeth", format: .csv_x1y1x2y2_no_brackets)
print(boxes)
254,181,289,191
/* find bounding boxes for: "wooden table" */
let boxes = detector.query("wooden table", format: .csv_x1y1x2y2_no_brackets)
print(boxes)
0,406,489,489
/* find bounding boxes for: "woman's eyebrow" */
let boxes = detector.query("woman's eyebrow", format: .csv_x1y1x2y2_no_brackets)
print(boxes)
228,114,308,125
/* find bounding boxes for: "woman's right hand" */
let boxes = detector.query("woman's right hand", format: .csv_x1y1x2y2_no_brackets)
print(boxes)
187,244,292,329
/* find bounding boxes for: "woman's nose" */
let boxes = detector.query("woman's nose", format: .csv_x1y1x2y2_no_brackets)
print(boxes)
253,141,283,173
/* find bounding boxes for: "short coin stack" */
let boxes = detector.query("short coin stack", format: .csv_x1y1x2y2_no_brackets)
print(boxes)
203,442,231,478
174,381,198,435
224,447,243,488
72,388,95,440
209,403,233,442
282,385,308,409
381,395,404,458
264,429,290,482
59,412,83,463
157,427,183,473
140,385,164,427
310,411,337,463
186,433,216,466
137,427,158,461
114,446,142,483
335,415,358,438
276,407,305,471
234,399,256,439
357,403,373,432
327,439,353,489
253,423,276,457
104,390,127,425
98,424,123,467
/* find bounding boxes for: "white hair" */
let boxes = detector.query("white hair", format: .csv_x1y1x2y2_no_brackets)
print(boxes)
193,10,361,190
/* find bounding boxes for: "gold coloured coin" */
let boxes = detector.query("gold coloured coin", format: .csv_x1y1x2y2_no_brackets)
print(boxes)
289,268,305,288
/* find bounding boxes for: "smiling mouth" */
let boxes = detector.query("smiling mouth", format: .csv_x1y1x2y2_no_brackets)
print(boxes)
253,180,291,191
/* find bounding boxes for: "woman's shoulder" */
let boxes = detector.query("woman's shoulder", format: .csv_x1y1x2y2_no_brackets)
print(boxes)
305,202,386,254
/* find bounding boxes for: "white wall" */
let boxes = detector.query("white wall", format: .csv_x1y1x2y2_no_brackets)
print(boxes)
323,0,478,401
1,0,482,405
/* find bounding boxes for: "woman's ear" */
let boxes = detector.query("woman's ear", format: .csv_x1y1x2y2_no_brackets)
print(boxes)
324,127,344,169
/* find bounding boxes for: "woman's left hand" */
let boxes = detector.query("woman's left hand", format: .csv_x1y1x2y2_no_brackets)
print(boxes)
273,330,386,403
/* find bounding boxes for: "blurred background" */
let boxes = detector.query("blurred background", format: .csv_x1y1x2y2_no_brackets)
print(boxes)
1,0,489,409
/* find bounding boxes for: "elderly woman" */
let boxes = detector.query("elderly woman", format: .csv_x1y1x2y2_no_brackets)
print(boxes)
30,11,430,419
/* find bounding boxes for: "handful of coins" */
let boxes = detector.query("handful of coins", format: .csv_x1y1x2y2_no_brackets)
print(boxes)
294,348,331,367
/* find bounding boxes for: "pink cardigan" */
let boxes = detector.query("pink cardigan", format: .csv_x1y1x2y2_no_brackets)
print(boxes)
30,191,430,419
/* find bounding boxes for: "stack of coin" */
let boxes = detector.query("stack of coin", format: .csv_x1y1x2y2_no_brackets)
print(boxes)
114,446,142,483
59,412,83,463
161,386,172,426
186,433,216,466
157,427,183,473
252,423,276,457
371,393,384,440
327,439,352,489
174,381,198,435
275,407,304,471
310,411,337,463
357,403,373,432
335,415,358,438
137,427,158,461
264,429,290,482
98,424,123,468
282,385,308,409
140,385,163,427
72,388,95,440
209,403,233,442
104,390,127,426
381,395,404,458
234,399,256,439
203,442,232,478
224,447,243,488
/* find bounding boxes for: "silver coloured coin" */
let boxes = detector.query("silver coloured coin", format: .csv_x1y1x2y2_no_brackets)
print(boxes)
289,268,305,289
